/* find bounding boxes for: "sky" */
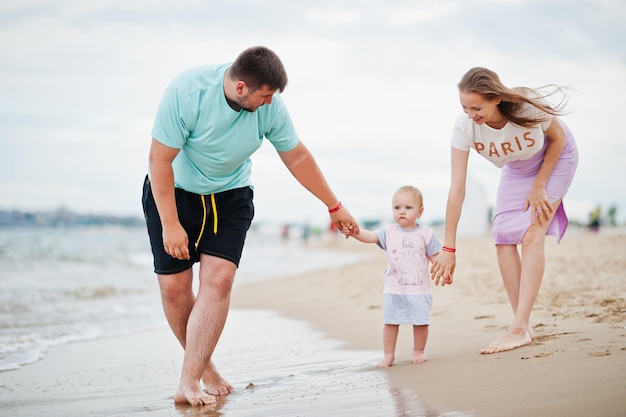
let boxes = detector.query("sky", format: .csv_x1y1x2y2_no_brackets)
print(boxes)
1,0,625,231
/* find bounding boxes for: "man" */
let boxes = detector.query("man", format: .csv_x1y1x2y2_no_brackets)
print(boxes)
142,46,359,406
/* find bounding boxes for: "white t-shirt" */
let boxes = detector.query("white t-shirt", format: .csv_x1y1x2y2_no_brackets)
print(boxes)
450,103,553,168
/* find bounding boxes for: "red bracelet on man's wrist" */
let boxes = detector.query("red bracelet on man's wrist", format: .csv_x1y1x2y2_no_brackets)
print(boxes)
442,246,456,253
328,202,343,213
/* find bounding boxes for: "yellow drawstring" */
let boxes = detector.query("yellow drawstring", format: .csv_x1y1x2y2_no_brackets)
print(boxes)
195,195,207,250
194,194,218,250
211,194,218,234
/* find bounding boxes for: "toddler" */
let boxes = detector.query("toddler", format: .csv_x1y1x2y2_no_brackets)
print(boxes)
348,185,442,368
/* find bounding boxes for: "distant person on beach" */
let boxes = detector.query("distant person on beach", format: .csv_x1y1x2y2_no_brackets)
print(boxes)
588,206,601,233
430,67,578,354
347,185,443,367
142,46,359,406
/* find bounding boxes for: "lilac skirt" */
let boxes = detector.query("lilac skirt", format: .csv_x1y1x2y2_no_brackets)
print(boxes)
492,120,578,245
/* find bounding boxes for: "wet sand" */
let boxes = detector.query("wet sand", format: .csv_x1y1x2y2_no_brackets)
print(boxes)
1,230,624,416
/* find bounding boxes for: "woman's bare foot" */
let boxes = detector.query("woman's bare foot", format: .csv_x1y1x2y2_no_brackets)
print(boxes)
412,350,427,364
376,353,395,368
173,383,216,406
202,361,234,396
481,328,532,354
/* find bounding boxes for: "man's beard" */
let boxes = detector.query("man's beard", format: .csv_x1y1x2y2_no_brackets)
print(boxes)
236,93,257,112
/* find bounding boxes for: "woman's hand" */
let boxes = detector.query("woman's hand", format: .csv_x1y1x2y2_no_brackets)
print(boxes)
431,251,455,286
525,185,554,226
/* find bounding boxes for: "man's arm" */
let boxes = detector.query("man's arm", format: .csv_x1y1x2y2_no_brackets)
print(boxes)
148,138,190,260
278,141,359,235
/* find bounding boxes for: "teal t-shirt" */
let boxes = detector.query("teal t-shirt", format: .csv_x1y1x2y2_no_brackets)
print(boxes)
150,63,300,194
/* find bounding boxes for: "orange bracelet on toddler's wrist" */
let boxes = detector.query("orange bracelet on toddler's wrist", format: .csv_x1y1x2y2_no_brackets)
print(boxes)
442,246,456,253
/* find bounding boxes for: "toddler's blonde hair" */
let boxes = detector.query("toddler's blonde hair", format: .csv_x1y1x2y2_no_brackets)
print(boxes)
394,185,423,206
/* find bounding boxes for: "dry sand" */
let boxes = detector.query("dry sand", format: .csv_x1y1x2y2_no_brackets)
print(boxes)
232,229,626,416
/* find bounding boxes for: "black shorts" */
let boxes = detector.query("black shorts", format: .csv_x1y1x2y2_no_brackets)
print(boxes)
142,176,254,274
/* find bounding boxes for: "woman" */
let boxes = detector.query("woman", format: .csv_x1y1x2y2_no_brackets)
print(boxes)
430,67,578,354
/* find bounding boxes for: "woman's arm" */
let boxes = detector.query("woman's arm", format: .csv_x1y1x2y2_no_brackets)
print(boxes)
443,147,470,248
430,147,470,285
525,117,567,225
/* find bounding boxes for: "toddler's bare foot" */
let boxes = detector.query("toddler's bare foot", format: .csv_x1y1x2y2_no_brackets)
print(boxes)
173,383,216,406
480,328,532,354
528,324,536,340
202,361,234,396
376,353,395,368
412,350,427,364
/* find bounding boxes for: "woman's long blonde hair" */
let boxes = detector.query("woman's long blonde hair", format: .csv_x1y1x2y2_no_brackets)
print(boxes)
458,67,569,128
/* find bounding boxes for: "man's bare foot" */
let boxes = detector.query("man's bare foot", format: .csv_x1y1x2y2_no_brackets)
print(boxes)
412,350,427,364
202,361,234,396
173,384,216,406
480,328,532,354
376,353,395,368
